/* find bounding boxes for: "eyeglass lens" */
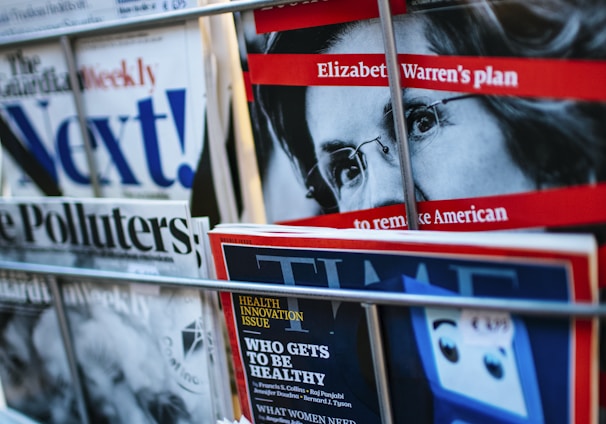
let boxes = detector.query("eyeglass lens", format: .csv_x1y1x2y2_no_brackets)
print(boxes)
306,137,391,209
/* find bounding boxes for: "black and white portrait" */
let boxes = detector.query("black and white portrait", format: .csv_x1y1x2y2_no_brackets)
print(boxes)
243,0,606,222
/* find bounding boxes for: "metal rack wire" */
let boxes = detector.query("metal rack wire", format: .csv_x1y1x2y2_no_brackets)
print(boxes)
0,1,605,423
0,258,603,424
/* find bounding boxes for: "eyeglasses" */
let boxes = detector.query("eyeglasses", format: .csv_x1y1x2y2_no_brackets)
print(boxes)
405,94,478,152
305,94,478,210
305,136,394,211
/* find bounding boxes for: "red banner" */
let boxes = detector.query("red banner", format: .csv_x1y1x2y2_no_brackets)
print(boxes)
280,183,606,232
242,71,254,102
281,183,606,287
253,0,407,34
248,53,606,101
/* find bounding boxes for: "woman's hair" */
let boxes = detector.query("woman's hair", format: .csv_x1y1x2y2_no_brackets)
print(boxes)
422,0,606,185
257,0,606,207
256,24,350,197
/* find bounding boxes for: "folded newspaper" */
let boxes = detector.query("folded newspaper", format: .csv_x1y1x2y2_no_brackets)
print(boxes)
0,197,229,423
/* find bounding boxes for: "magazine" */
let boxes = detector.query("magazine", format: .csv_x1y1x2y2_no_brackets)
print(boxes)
236,0,606,230
0,0,200,40
209,224,598,424
0,41,84,197
59,279,217,424
233,0,407,223
192,216,235,421
198,0,267,225
0,197,220,422
0,269,80,423
75,21,235,222
1,19,237,224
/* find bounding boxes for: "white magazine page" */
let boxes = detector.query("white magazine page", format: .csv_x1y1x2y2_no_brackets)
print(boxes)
0,271,80,423
196,0,267,224
196,9,239,223
193,216,235,420
0,197,200,277
0,42,91,197
59,278,217,423
222,5,267,225
0,0,199,40
211,223,599,260
74,20,207,201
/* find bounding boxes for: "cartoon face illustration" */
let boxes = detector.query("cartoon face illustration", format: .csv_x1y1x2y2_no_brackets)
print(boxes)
403,276,543,424
424,307,527,417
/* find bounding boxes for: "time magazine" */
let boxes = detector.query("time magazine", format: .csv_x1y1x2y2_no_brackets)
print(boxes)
209,224,598,424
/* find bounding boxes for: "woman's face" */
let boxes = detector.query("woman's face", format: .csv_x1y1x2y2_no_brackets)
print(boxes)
305,17,536,212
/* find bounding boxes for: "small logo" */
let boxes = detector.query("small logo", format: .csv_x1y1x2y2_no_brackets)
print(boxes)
181,318,204,359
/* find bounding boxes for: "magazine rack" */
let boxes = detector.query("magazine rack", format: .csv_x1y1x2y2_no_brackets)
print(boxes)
0,1,605,423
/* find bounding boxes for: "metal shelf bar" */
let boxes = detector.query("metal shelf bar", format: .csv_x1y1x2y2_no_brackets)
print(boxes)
47,277,91,424
1,2,602,423
376,0,419,230
59,36,102,197
0,260,602,318
370,6,414,418
364,303,394,424
0,0,310,47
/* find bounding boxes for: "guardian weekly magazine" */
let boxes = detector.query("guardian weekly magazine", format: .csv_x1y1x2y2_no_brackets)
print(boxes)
0,197,222,423
0,269,79,423
0,19,237,224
